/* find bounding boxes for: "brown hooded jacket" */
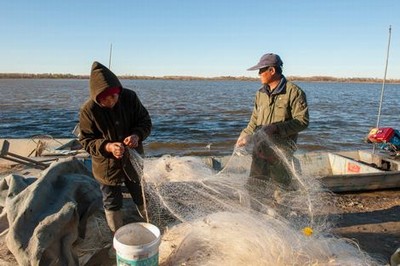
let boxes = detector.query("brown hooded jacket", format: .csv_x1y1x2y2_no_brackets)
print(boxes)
79,61,152,185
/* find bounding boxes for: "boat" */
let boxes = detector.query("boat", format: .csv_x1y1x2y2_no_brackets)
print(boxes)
0,137,90,176
295,149,400,192
2,137,400,193
206,148,400,193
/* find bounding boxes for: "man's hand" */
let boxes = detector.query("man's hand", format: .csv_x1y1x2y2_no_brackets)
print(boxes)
236,135,249,147
124,134,140,148
106,142,125,159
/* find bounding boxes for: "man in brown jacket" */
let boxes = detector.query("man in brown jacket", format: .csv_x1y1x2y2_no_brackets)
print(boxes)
79,61,152,233
236,53,309,188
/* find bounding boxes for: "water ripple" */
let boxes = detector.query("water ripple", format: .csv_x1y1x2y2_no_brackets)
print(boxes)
1,79,399,156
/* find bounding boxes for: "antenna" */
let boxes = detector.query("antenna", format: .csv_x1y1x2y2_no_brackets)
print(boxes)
108,43,113,69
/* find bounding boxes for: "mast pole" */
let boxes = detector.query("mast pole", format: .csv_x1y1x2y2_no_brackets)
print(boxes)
373,26,392,153
376,25,392,128
108,43,113,69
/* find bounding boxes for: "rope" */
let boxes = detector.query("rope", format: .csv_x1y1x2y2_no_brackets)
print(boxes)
127,148,149,223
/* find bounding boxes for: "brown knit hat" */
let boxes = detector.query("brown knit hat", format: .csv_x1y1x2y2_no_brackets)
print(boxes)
89,61,122,103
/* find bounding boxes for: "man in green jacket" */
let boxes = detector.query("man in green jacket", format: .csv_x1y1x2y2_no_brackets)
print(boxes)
236,53,309,188
79,61,152,233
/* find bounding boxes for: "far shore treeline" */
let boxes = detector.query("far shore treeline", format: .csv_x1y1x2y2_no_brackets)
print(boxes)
0,73,399,84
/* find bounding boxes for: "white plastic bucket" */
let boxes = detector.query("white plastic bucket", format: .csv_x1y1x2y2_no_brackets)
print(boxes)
113,222,161,266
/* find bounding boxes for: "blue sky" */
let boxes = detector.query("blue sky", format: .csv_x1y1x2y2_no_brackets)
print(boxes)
1,0,399,78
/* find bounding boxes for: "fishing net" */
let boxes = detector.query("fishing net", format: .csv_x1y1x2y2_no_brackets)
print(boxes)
128,130,381,265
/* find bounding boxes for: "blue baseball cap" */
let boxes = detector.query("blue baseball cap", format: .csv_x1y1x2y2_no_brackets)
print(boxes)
247,53,283,71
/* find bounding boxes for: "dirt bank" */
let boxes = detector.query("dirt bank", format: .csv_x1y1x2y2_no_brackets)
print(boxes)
330,189,400,264
1,163,399,265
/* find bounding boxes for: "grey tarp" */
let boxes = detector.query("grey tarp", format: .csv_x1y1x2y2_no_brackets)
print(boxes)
0,157,102,266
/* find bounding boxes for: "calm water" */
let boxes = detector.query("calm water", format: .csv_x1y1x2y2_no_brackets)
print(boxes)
1,79,399,156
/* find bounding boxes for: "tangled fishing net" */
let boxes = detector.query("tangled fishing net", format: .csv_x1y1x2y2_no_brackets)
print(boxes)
128,130,381,265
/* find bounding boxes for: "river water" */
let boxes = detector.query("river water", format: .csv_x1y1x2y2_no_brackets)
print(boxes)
1,79,399,156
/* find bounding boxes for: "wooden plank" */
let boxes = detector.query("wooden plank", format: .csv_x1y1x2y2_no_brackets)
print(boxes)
0,139,48,170
0,140,10,156
321,171,400,192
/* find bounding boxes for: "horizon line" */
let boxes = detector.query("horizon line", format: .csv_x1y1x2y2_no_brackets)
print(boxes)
0,73,400,83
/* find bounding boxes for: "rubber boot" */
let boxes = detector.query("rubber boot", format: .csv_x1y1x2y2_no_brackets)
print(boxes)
391,247,400,266
104,210,123,234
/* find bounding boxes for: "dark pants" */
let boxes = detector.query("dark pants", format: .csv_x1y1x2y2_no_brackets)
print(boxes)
249,139,294,187
100,177,143,211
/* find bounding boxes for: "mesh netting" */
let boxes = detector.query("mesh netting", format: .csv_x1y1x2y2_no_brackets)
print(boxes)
128,131,381,265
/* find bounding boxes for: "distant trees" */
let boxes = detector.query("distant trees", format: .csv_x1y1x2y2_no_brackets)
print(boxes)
0,73,399,84
0,73,88,79
287,76,392,84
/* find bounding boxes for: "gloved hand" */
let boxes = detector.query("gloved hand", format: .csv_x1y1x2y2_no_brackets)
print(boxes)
262,124,278,136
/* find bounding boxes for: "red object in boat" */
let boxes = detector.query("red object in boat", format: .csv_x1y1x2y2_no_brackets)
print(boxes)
368,127,395,143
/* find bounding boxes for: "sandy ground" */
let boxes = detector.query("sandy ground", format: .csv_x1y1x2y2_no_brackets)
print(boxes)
1,189,398,265
1,164,399,265
330,189,400,264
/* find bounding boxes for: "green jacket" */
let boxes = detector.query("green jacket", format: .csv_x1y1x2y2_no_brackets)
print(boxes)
240,78,309,147
79,62,152,185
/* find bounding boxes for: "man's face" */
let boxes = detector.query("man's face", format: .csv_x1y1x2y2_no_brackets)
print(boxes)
258,66,273,84
99,93,119,108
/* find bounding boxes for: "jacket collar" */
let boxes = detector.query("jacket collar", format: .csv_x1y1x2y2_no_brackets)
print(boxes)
259,76,287,96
